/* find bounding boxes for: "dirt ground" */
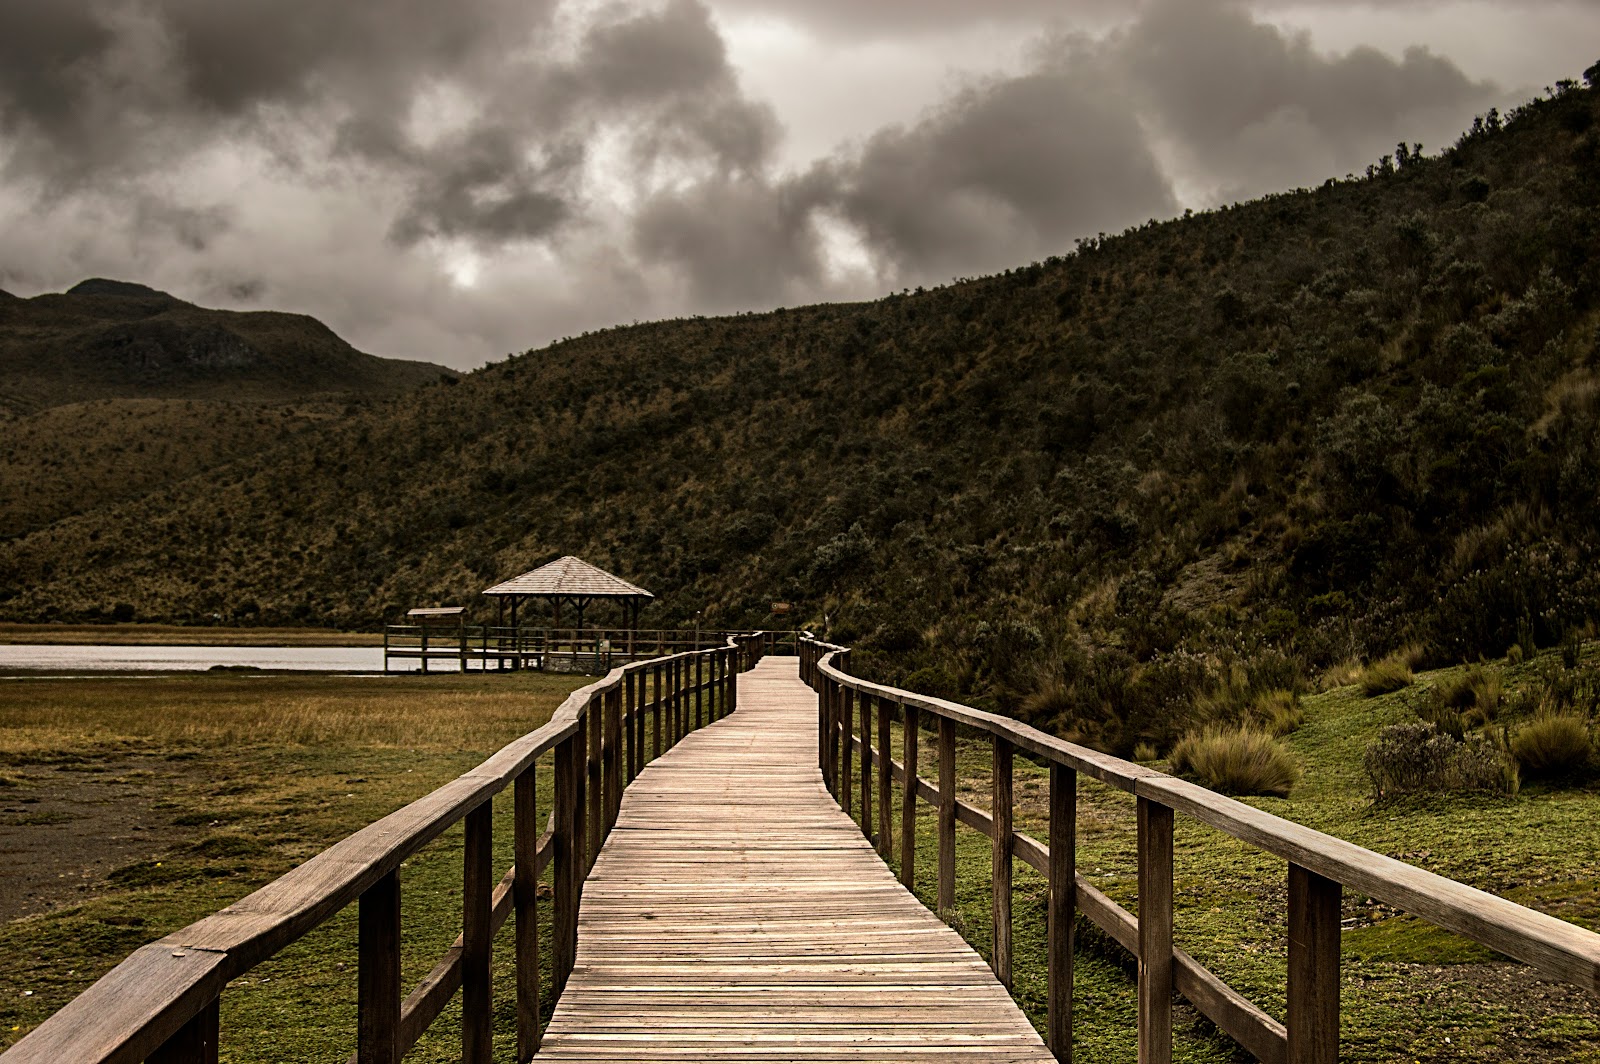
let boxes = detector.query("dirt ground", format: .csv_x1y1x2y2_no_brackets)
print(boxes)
0,756,196,922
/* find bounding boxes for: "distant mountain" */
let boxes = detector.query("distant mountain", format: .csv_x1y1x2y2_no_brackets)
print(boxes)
4,81,1600,756
0,280,453,414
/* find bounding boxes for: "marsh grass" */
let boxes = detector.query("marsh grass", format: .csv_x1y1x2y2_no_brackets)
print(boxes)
0,670,590,1060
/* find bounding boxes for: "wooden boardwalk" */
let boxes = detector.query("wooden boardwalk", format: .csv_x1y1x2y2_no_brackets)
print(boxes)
537,655,1056,1062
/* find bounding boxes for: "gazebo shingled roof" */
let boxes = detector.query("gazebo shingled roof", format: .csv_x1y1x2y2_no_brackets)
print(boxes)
483,556,653,600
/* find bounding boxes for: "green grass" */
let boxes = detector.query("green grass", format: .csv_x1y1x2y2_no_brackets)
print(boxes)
853,653,1600,1062
0,671,592,1060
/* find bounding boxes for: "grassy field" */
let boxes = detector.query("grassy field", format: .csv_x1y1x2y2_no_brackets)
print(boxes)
863,651,1600,1062
0,671,588,1060
0,623,383,646
4,658,1600,1062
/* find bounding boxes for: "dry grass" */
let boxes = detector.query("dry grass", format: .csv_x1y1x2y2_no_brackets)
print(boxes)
1168,726,1300,797
1512,713,1594,780
1358,655,1415,697
0,672,584,757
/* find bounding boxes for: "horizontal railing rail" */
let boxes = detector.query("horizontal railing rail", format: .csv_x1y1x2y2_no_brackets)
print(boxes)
2,634,775,1064
382,626,801,672
800,637,1600,1064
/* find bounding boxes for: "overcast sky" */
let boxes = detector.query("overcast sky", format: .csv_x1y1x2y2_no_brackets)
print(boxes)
1,0,1594,369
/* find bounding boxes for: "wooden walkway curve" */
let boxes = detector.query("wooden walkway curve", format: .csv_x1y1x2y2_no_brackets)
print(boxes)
537,655,1055,1063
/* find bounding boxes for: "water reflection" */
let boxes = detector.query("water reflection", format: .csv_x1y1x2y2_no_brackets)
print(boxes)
0,645,426,672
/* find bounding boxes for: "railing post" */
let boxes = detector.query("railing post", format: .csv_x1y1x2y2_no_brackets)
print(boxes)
514,766,540,1062
728,647,738,712
695,653,704,729
462,803,493,1064
652,663,663,760
1048,764,1077,1061
840,685,854,817
587,702,603,871
148,998,219,1064
553,733,581,992
860,691,873,841
900,703,918,890
624,670,637,783
1288,864,1341,1064
992,736,1014,988
357,870,401,1064
604,685,622,833
877,698,893,860
937,716,956,914
1137,797,1174,1064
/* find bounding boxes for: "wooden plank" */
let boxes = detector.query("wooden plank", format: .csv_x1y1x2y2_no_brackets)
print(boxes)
860,693,874,842
992,737,1013,989
1288,864,1340,1064
1137,797,1173,1064
554,733,582,993
358,870,401,1064
840,686,854,819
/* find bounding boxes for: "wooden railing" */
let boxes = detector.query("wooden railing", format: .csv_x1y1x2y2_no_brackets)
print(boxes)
1,635,773,1064
800,637,1600,1064
382,626,802,672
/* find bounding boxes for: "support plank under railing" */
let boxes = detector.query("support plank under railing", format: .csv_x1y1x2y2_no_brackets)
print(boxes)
1048,764,1076,1062
513,767,540,1062
148,999,218,1064
992,736,1014,988
462,804,493,1064
937,715,957,914
1288,864,1341,1064
900,704,918,891
358,870,401,1064
1138,797,1174,1064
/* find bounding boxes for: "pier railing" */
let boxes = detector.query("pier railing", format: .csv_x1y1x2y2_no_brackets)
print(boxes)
800,637,1600,1064
1,634,774,1064
383,625,801,672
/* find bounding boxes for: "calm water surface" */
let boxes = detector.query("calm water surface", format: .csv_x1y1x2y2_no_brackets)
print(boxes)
0,644,424,672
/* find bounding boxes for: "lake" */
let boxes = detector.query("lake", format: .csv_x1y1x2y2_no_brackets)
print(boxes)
0,644,435,672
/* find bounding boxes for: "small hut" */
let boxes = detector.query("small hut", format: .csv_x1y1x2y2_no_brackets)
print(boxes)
483,557,653,646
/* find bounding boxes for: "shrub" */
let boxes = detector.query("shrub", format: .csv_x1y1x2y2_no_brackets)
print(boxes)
1359,656,1414,696
1169,727,1300,797
1511,714,1593,780
1363,721,1517,798
1132,742,1159,762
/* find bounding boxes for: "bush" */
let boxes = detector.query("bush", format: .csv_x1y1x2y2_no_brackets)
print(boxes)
1512,714,1593,780
1246,689,1303,735
1359,656,1415,696
1169,727,1300,797
1363,721,1517,798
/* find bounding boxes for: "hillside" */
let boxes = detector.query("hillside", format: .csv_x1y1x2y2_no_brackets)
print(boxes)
4,78,1600,754
0,279,451,414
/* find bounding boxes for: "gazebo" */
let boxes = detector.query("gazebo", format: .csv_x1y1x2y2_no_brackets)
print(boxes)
483,556,654,638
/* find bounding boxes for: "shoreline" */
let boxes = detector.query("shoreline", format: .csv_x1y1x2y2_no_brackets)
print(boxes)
0,623,383,647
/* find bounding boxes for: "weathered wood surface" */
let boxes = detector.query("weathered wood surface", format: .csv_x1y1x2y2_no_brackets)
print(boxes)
537,656,1054,1063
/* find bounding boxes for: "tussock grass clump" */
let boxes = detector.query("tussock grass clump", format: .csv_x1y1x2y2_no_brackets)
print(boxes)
1419,665,1503,736
1246,689,1303,736
1169,727,1299,797
1363,721,1517,798
1512,713,1593,780
1358,656,1415,697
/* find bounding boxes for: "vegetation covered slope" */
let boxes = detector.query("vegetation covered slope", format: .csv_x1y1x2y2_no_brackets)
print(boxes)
5,79,1600,754
0,278,451,414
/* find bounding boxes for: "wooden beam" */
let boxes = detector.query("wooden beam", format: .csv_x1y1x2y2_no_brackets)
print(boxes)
1288,864,1341,1064
357,870,400,1064
1048,764,1077,1061
1138,797,1174,1064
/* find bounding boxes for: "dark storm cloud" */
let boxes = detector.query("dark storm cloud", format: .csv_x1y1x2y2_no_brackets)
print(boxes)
812,57,1177,281
1118,0,1496,194
0,0,1525,367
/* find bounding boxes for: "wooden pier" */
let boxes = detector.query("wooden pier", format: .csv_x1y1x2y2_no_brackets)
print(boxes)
537,656,1053,1062
8,632,1600,1064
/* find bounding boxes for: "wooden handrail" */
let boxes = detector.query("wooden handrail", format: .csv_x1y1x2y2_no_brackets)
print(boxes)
801,637,1600,1064
2,637,766,1064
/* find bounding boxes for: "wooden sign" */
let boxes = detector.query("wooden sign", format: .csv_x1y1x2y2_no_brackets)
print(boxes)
770,602,792,615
